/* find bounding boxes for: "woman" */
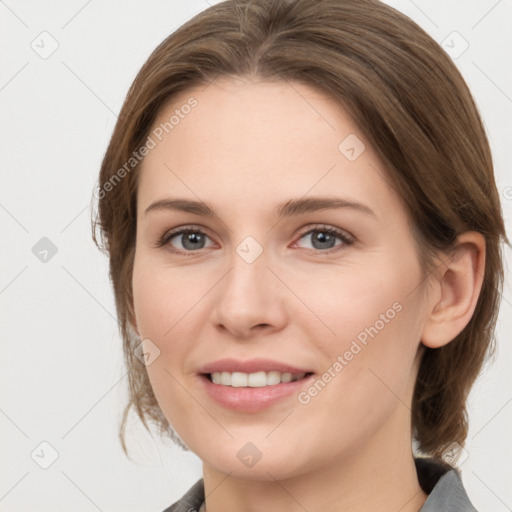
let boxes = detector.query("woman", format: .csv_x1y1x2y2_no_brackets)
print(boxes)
92,0,508,510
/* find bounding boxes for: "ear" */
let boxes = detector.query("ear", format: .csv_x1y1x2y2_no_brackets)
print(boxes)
421,231,486,349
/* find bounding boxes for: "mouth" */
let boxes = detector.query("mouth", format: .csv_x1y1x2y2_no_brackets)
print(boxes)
203,370,314,387
197,358,315,411
197,360,315,411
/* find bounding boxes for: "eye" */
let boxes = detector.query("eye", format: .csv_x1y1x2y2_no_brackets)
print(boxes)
157,227,214,253
294,225,353,252
156,224,354,255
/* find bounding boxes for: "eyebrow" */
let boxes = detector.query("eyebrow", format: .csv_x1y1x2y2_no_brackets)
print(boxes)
144,196,375,218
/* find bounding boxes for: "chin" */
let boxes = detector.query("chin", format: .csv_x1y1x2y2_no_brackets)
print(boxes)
193,437,316,481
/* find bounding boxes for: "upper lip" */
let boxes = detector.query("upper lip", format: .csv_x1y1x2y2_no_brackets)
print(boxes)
198,358,313,375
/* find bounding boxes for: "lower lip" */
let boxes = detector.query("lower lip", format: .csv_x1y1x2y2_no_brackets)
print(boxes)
199,374,314,412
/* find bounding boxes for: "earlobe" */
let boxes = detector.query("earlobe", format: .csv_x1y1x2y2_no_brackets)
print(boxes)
421,231,486,349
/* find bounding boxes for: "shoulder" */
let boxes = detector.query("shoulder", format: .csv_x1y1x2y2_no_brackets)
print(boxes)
161,478,204,512
416,457,479,512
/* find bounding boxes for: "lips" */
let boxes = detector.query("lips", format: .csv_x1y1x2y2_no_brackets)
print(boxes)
197,358,315,411
198,357,312,375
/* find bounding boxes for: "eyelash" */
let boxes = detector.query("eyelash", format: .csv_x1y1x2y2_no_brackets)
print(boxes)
155,224,354,256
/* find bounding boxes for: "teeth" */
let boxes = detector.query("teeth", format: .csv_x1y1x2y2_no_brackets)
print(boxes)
266,371,281,386
248,371,266,387
209,371,306,387
231,372,247,387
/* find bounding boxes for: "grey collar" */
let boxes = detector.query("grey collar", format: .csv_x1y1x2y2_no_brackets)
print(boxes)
416,457,477,511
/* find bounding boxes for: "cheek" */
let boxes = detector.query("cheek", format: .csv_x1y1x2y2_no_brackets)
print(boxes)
131,253,213,424
284,253,419,354
132,251,211,342
292,253,423,420
292,304,422,463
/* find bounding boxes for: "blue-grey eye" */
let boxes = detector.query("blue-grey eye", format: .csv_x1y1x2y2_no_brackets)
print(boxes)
296,227,349,251
166,229,213,251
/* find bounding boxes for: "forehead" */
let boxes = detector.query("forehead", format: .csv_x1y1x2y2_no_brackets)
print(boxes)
137,76,404,222
148,76,346,164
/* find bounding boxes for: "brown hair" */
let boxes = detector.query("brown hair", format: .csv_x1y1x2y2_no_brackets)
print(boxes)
92,0,509,459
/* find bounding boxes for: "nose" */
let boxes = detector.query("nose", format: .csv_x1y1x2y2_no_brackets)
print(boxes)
211,245,288,340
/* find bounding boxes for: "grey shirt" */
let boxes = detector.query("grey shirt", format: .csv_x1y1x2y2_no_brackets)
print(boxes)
162,457,477,512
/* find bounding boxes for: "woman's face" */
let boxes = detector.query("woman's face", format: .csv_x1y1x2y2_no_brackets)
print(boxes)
132,77,432,479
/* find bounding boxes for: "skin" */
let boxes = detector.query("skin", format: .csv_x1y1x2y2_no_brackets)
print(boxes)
131,76,485,512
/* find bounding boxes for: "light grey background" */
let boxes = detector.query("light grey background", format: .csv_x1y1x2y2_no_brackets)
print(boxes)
1,1,511,511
